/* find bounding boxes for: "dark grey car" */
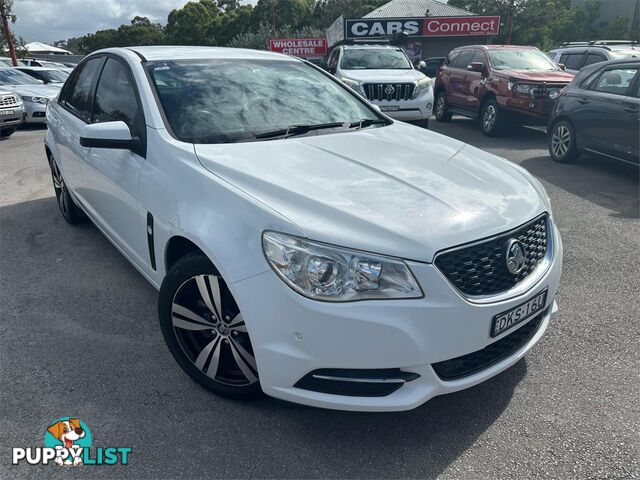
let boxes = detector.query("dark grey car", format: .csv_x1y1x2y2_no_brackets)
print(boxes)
547,59,639,166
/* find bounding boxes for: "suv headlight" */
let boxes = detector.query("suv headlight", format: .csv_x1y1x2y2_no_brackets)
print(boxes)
341,77,366,97
21,96,48,104
413,77,431,98
262,231,423,302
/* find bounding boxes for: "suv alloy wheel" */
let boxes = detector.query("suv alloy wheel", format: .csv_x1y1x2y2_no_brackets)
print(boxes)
435,92,452,122
159,253,263,399
480,98,503,137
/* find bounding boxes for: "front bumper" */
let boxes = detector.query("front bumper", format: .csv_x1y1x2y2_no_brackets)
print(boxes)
0,105,25,129
500,96,559,125
371,89,434,122
23,101,48,124
231,222,563,411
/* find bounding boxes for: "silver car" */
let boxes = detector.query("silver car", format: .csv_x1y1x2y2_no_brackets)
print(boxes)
0,68,61,124
0,89,24,137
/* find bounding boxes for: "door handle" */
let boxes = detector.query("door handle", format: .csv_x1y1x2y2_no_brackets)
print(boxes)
577,97,589,105
624,105,639,114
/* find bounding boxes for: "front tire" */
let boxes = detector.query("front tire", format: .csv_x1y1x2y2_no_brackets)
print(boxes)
49,155,85,224
159,253,263,399
549,120,578,163
479,98,503,137
0,127,16,138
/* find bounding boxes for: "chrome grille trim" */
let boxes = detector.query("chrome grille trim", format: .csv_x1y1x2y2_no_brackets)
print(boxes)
0,95,19,107
363,83,415,102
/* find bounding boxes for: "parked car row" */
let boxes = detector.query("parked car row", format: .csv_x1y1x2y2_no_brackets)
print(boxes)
428,41,638,166
0,59,71,138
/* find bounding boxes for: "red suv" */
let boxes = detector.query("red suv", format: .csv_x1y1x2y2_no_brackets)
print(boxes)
434,45,574,136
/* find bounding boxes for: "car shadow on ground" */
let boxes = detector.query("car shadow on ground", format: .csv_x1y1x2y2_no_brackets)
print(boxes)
1,196,528,479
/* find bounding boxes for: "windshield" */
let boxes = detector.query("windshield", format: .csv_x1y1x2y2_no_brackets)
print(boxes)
610,49,640,59
488,49,559,71
147,59,381,144
0,68,42,85
341,48,412,70
35,69,69,83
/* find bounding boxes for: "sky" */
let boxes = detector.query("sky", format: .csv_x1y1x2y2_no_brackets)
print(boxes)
11,0,257,44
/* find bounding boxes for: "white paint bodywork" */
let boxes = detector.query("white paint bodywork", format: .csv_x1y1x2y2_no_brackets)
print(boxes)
45,46,562,411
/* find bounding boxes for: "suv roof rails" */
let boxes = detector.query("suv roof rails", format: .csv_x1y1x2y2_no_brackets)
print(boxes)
558,40,637,49
340,37,391,46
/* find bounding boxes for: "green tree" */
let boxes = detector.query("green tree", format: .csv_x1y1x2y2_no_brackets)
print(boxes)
251,0,314,31
165,1,221,45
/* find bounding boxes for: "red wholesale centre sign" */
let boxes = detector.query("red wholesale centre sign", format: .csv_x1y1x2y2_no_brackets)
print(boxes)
269,38,328,57
423,16,500,37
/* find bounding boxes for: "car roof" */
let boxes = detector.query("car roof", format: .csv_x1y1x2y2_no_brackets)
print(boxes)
342,44,399,50
119,46,296,62
456,45,539,50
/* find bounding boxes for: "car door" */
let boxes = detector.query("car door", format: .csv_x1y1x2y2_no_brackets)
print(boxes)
81,56,149,268
50,56,105,193
447,49,474,108
559,51,586,74
573,64,639,160
622,74,640,164
461,49,487,111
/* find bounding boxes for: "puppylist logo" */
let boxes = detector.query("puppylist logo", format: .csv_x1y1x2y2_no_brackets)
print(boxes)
12,417,131,467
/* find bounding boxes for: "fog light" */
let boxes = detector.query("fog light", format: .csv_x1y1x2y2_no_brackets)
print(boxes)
426,103,433,111
528,102,535,110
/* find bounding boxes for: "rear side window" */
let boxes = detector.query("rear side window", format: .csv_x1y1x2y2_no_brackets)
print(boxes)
446,51,460,66
64,57,103,121
592,67,638,96
452,50,473,69
562,53,585,70
583,53,606,67
92,58,142,137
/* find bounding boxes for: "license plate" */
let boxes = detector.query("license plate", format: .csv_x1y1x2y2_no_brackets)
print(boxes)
490,289,547,338
0,109,15,116
380,105,399,112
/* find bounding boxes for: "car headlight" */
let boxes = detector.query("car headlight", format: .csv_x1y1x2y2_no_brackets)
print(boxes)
412,77,431,99
548,88,560,100
262,231,423,302
512,83,534,96
340,77,366,97
21,96,48,104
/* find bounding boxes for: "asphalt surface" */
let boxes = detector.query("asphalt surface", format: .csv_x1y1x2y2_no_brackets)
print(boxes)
1,120,638,479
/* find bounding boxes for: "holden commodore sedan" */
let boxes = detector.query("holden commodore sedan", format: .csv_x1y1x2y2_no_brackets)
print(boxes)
44,46,562,411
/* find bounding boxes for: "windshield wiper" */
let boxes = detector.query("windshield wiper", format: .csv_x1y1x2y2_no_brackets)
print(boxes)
255,122,346,140
349,118,389,130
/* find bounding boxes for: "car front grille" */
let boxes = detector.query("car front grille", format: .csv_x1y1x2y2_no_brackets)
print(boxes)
434,214,548,297
0,94,19,107
431,308,546,381
363,83,415,101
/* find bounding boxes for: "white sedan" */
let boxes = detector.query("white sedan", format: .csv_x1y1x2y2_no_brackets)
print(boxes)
44,46,562,411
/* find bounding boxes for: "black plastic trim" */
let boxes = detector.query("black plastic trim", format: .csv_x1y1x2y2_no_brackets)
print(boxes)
147,212,156,270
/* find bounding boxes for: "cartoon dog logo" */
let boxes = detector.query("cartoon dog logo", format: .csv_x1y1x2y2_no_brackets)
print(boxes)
46,418,86,466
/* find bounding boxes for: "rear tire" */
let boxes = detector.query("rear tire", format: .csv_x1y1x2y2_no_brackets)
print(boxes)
0,127,16,138
48,155,86,224
434,92,452,122
159,253,263,400
549,120,578,163
479,98,503,137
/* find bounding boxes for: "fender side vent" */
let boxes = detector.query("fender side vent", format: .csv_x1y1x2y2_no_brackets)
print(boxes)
146,212,156,271
294,368,419,397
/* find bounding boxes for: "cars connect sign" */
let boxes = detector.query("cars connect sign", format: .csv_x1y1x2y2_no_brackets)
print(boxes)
269,38,328,57
345,16,500,39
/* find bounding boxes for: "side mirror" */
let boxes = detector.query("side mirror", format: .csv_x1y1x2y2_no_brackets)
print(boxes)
326,65,336,74
80,121,138,150
467,61,485,73
417,60,426,71
558,63,566,71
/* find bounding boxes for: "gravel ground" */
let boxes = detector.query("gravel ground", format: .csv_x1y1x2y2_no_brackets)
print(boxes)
1,120,638,479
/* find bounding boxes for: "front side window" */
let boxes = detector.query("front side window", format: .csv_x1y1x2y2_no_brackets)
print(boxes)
0,68,42,85
563,53,585,70
592,67,638,96
340,48,412,70
92,58,141,136
488,49,560,71
147,59,382,144
65,57,103,121
583,53,606,67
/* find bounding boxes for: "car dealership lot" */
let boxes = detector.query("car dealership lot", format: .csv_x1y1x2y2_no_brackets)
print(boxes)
1,122,638,479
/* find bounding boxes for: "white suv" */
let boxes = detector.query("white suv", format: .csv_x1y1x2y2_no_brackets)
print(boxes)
326,43,433,127
45,46,562,411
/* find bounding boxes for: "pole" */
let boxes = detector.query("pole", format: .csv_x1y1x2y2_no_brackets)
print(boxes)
0,0,18,66
503,0,516,45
